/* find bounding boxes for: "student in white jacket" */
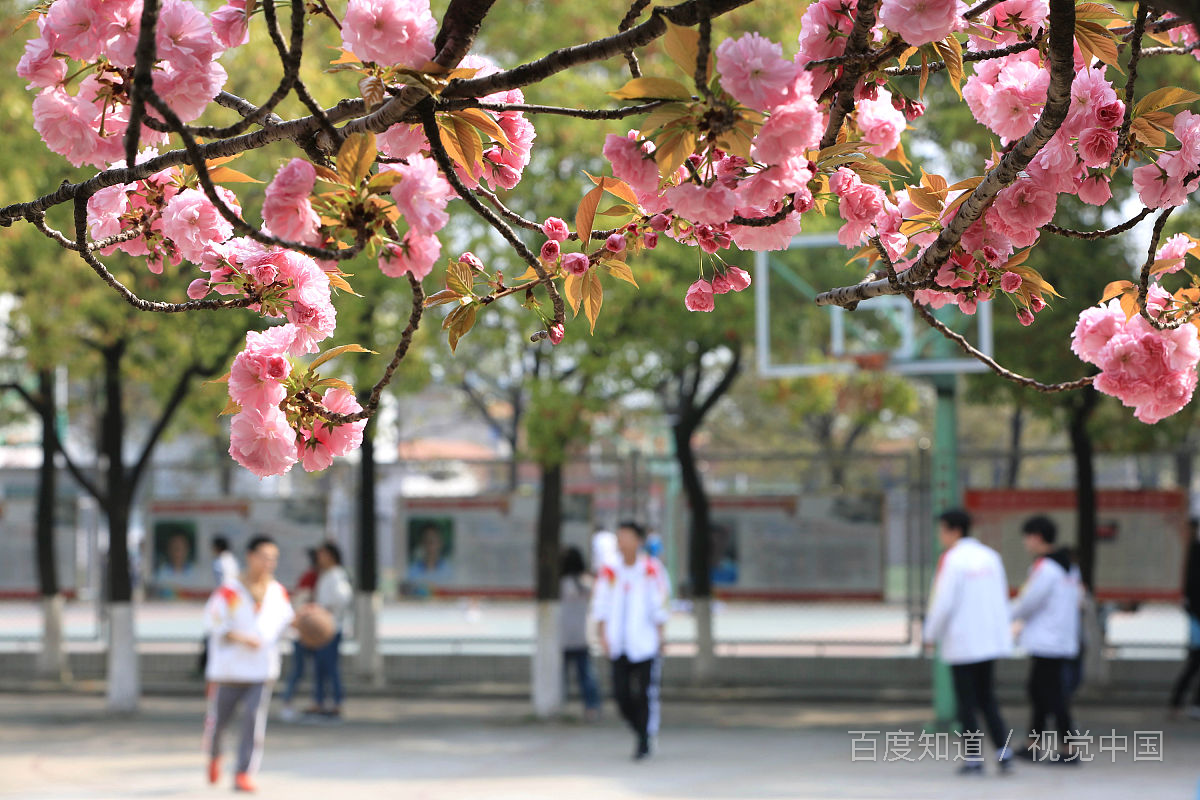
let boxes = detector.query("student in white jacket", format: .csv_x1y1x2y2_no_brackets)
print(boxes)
202,535,295,793
312,541,353,718
592,521,670,761
1011,515,1080,760
924,509,1014,774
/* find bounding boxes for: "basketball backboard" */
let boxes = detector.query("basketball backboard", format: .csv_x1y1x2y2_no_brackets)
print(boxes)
754,234,993,378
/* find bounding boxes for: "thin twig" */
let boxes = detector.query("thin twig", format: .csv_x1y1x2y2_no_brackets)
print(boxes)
618,0,653,77
1041,208,1153,240
1113,2,1149,167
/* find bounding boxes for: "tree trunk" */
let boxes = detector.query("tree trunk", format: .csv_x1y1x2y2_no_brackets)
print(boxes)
532,461,564,718
1006,404,1024,489
355,417,383,685
673,421,715,683
34,368,69,682
1068,387,1099,592
101,340,138,712
1175,443,1194,496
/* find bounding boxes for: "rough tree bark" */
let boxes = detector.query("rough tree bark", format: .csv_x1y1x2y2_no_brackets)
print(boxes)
34,369,70,681
532,461,564,718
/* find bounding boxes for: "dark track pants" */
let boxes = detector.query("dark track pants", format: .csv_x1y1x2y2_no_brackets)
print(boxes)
611,656,653,740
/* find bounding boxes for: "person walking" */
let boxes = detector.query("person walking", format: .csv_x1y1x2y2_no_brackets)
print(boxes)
923,509,1015,775
592,521,671,761
279,549,318,722
1169,519,1200,717
202,535,295,793
1011,515,1081,763
311,541,353,719
560,546,601,720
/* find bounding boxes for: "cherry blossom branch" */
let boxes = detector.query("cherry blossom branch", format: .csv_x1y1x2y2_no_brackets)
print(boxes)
911,299,1096,392
815,0,1077,307
443,0,758,99
619,0,653,77
443,99,670,119
123,0,160,167
28,211,148,253
1113,2,1149,166
729,196,794,226
63,198,260,314
299,273,426,425
964,0,1004,20
1143,42,1200,55
1135,207,1198,331
472,185,622,241
884,37,1041,76
1041,208,1154,240
819,0,881,149
419,101,566,331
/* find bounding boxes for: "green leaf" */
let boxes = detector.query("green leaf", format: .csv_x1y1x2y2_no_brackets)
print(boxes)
1133,87,1200,118
608,77,693,101
663,21,709,82
447,258,475,296
575,184,604,246
424,289,463,307
445,303,477,352
309,343,376,371
603,260,639,288
337,132,377,185
582,268,603,334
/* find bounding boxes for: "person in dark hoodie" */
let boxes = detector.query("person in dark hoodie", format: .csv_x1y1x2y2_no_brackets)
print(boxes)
1169,519,1200,717
1011,515,1080,763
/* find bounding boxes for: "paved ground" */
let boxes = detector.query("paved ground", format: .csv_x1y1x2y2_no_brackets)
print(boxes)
1,693,1197,799
0,599,1186,657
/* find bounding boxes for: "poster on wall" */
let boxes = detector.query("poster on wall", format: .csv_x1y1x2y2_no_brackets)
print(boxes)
680,495,885,600
144,498,329,598
964,489,1187,601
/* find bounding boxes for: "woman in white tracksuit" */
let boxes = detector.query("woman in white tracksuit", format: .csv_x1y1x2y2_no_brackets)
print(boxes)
923,509,1014,774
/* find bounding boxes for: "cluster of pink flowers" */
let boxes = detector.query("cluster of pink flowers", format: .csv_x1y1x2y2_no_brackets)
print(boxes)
341,0,437,68
263,159,322,246
227,325,366,477
878,0,964,47
21,0,232,168
1071,294,1200,424
1134,111,1200,209
796,0,861,94
377,155,454,280
683,267,752,312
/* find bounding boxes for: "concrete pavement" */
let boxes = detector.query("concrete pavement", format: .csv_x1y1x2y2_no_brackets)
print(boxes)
1,693,1197,800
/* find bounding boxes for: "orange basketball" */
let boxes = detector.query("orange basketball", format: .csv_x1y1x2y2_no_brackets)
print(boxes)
296,606,335,649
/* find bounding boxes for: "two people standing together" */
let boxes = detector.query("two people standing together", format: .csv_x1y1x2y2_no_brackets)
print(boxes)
923,509,1082,774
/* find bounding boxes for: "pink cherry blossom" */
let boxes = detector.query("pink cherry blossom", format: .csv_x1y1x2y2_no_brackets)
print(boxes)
1000,271,1023,293
161,188,236,263
603,132,660,198
211,0,251,49
1077,174,1112,206
389,156,453,236
540,240,561,262
666,182,737,226
229,404,298,478
562,252,590,276
17,27,66,89
1077,127,1117,168
341,0,437,67
378,122,427,159
726,266,752,291
229,327,295,412
263,159,320,245
32,87,101,167
715,33,798,112
1071,300,1125,365
152,60,228,123
797,0,856,94
751,92,822,166
1155,233,1192,275
379,233,442,280
685,279,716,312
44,0,104,60
879,0,961,47
712,274,734,294
298,389,366,472
156,0,220,70
542,217,570,242
857,89,906,156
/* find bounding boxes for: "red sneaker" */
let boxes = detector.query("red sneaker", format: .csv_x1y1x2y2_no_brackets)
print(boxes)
207,757,220,785
234,773,257,793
